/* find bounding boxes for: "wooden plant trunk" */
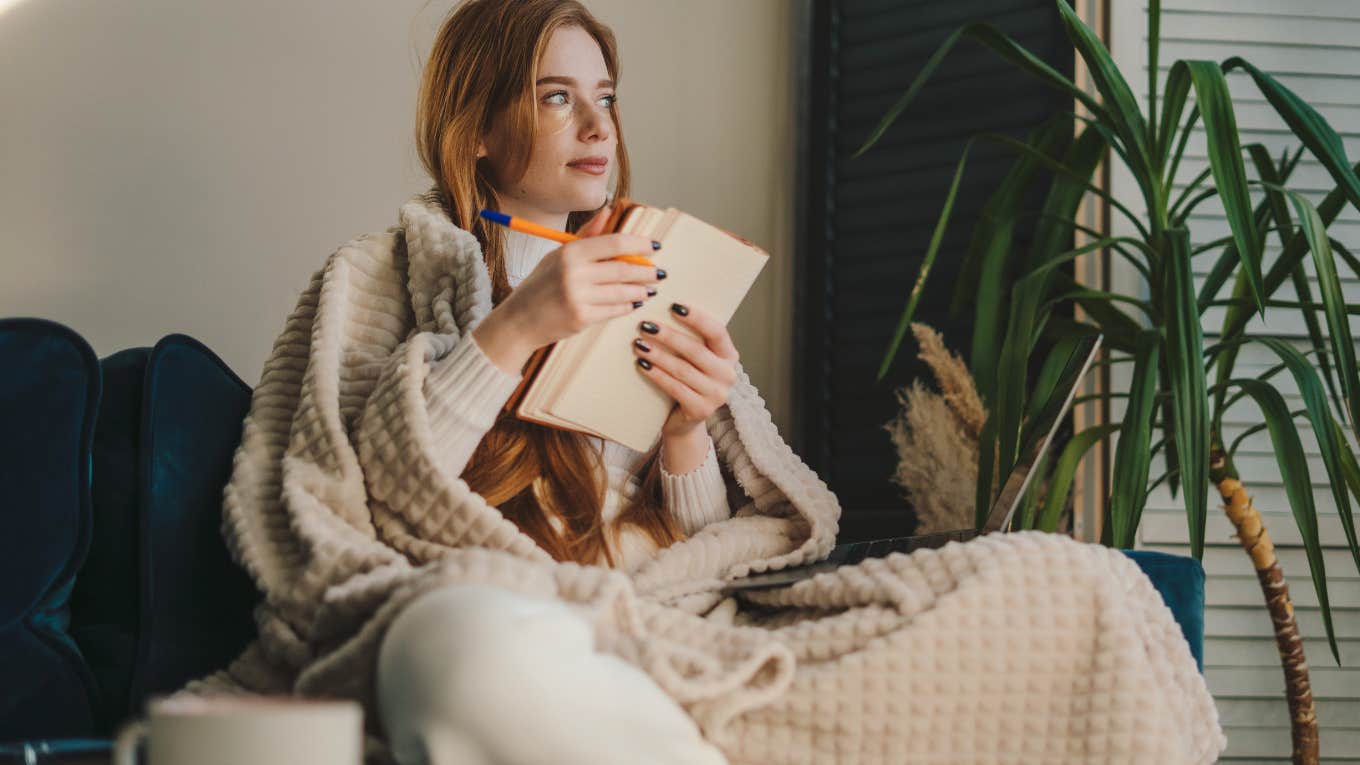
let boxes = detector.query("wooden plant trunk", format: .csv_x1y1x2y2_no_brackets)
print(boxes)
1211,450,1319,764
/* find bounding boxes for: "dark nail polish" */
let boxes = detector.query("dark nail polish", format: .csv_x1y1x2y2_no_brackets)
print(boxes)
646,286,658,297
656,268,667,280
671,303,688,316
652,240,662,250
637,357,653,370
634,338,651,353
640,320,659,334
632,300,644,309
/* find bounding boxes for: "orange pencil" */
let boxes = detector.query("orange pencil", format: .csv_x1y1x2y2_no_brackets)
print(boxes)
477,209,655,267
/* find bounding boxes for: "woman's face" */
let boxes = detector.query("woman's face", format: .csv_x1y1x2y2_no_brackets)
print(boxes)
479,25,618,228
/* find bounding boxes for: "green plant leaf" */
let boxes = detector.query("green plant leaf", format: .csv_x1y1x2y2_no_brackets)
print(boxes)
874,142,972,384
1253,337,1360,588
1282,187,1360,441
1211,163,1360,349
1054,0,1153,197
1171,60,1267,318
1217,376,1340,664
985,126,1110,493
1109,331,1160,549
993,271,1049,496
850,23,1108,161
976,409,999,530
1066,295,1142,355
1162,228,1210,558
1224,57,1360,216
1157,359,1181,501
1017,446,1053,531
979,131,1146,239
963,120,1073,401
1026,125,1110,273
1245,145,1349,430
1038,424,1121,532
1327,417,1360,581
1164,105,1200,209
1329,238,1360,282
1148,0,1161,139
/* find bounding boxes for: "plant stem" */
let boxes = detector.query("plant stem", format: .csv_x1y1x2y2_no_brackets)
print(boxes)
1209,447,1318,765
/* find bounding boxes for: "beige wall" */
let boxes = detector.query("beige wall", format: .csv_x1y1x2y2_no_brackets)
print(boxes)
0,0,798,434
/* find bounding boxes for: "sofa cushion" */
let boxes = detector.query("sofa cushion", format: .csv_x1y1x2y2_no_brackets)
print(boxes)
68,334,260,734
128,334,259,709
0,318,102,740
1121,548,1206,671
68,347,151,734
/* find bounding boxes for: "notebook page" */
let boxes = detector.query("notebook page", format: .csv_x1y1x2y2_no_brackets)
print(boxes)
516,205,662,427
549,211,767,451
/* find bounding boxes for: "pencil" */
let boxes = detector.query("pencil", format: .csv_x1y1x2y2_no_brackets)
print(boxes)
478,209,655,267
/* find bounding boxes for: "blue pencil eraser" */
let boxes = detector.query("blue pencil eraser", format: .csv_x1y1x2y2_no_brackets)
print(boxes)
479,209,511,226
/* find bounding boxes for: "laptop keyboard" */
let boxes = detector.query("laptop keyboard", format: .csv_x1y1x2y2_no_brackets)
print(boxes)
724,527,981,591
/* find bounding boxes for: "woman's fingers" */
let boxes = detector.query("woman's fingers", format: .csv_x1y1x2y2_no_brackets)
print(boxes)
634,344,711,413
576,204,613,238
632,324,729,400
571,233,660,264
667,305,739,364
591,259,663,286
585,282,655,305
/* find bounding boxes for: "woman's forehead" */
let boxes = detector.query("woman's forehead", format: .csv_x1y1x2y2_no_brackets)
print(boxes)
537,25,610,85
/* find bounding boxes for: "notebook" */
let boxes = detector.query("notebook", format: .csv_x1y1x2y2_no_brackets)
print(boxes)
722,331,1104,591
501,198,769,452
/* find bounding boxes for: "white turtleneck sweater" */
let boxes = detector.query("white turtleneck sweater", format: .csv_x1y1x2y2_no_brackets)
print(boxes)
422,226,731,573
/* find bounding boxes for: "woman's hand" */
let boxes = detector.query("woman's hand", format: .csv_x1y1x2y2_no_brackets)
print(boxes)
479,205,664,369
632,302,740,442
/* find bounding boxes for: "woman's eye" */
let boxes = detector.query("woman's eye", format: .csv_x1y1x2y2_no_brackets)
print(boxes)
543,91,616,108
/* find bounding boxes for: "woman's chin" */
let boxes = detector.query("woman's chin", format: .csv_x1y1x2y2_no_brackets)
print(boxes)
564,183,610,211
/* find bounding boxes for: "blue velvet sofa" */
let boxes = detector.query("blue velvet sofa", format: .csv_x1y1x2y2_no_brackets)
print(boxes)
0,316,1207,763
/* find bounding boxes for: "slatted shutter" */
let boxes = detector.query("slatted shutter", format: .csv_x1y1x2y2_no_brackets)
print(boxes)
797,0,1075,541
1107,2,1360,760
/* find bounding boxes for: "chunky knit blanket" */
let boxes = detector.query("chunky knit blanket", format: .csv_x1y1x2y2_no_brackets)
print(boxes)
179,186,1226,764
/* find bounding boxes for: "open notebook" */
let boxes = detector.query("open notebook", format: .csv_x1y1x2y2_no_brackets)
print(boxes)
501,198,769,452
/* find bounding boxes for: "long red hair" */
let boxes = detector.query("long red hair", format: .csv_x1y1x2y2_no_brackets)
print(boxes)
413,0,685,566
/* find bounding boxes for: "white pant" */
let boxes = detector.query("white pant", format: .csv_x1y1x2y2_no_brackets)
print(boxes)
376,583,729,765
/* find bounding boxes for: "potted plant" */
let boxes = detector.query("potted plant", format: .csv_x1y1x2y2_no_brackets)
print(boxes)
853,2,1360,762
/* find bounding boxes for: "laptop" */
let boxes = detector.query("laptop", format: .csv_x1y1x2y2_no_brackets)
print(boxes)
723,332,1103,591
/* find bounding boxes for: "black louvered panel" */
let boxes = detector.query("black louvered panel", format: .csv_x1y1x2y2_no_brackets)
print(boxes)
796,0,1076,541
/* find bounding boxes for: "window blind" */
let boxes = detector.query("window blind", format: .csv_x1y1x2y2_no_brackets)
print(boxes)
1109,2,1360,760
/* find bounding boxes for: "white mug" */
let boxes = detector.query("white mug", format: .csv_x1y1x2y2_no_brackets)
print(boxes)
113,695,363,765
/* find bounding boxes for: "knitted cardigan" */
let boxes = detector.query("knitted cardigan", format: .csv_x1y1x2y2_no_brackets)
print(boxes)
178,186,1226,764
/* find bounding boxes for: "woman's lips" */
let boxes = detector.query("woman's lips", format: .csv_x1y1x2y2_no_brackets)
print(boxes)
568,161,608,176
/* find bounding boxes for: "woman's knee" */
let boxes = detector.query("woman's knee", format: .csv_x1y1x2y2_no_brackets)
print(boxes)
376,584,592,749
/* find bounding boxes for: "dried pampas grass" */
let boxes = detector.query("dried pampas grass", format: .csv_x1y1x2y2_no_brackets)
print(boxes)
882,323,990,534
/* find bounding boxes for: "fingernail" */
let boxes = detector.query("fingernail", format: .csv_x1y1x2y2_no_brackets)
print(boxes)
656,268,667,280
652,240,662,250
640,320,659,334
670,303,688,316
632,300,644,309
646,286,658,297
637,357,653,370
634,338,651,352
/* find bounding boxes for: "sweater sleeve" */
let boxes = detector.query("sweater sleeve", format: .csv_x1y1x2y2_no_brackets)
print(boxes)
421,330,524,479
659,433,731,536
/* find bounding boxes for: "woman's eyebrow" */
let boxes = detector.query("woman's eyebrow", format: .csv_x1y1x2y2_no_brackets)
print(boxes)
535,75,615,88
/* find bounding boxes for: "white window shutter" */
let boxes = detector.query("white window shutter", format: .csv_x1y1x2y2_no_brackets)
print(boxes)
1107,1,1360,760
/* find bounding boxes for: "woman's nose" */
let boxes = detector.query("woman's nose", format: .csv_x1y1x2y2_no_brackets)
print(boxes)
579,105,612,140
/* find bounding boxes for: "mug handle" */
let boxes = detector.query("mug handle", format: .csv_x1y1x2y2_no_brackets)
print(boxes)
113,719,149,765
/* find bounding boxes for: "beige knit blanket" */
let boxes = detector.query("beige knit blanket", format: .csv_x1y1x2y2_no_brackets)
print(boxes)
180,187,1225,764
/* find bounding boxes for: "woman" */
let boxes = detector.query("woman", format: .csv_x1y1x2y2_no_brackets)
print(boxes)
184,0,1224,763
377,0,744,761
420,5,741,574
